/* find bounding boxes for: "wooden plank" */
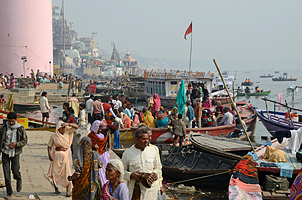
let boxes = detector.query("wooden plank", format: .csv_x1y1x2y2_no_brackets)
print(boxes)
193,136,251,151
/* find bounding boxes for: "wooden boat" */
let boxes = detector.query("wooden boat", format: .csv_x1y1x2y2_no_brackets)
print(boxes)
255,109,302,137
241,81,253,86
162,145,237,189
259,74,274,78
143,70,215,108
13,103,40,111
256,138,302,189
236,90,271,96
0,110,56,132
272,77,297,81
190,134,259,160
145,106,257,144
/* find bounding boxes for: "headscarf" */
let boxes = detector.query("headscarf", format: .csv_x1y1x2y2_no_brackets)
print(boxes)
132,114,140,127
102,159,127,200
91,120,106,139
88,120,108,155
122,114,131,128
72,137,102,200
54,121,72,149
153,93,161,113
143,110,156,128
107,159,124,181
202,97,213,109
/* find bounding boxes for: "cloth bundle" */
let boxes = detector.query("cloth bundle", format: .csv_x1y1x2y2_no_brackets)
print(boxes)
263,146,287,163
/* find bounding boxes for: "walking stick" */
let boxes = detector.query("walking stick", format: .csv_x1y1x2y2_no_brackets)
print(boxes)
213,59,255,152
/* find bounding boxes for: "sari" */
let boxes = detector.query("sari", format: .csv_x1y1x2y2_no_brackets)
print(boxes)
153,93,161,114
47,121,74,187
88,121,110,186
132,114,140,127
69,97,80,117
290,169,302,200
102,181,118,200
72,137,102,200
156,113,168,128
143,110,156,128
122,114,132,128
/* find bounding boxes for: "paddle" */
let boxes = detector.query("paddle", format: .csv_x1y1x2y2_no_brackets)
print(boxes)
213,59,255,152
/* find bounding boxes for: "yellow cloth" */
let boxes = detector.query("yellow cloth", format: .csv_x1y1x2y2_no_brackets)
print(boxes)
6,92,13,112
263,146,287,163
143,111,156,128
69,101,79,118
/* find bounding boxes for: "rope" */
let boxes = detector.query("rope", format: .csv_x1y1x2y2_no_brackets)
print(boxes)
119,129,130,138
171,170,231,185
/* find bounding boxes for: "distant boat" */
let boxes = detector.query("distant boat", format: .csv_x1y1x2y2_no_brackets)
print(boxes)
272,76,297,81
237,90,271,96
275,71,279,74
241,81,253,86
259,74,274,78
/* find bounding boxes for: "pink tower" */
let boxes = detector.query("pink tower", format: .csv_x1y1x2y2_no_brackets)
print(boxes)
0,0,53,77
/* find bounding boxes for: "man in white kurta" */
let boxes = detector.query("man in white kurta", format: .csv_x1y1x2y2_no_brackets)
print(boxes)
122,129,162,200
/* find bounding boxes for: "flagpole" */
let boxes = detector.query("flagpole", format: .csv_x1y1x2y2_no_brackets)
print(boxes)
189,21,193,83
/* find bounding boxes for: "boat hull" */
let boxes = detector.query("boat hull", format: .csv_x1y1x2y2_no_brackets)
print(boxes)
255,109,302,137
241,82,253,86
13,103,40,111
236,90,271,96
272,78,297,81
162,146,237,189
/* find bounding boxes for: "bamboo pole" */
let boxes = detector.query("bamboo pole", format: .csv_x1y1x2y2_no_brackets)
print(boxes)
213,59,255,152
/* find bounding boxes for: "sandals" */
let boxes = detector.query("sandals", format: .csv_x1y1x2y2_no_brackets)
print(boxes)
66,192,72,197
54,188,60,194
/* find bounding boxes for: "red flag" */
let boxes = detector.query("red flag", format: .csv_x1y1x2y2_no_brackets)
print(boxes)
184,22,192,40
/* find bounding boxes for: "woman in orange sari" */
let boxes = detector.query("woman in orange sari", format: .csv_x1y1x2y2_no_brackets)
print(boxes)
88,120,110,186
122,113,132,128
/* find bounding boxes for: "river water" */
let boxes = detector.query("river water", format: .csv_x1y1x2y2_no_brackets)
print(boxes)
20,69,302,199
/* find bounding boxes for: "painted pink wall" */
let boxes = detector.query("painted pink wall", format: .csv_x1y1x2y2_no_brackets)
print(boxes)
0,0,53,77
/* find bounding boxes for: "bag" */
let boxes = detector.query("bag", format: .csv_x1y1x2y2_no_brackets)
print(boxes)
263,175,289,192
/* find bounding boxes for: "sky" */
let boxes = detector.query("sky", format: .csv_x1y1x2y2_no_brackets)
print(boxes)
53,0,302,71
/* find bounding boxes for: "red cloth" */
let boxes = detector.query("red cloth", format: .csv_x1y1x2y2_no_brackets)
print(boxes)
102,103,112,113
153,93,161,113
92,84,96,94
184,22,192,40
88,131,108,155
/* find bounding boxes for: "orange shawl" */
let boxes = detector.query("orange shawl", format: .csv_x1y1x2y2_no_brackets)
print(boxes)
88,131,108,155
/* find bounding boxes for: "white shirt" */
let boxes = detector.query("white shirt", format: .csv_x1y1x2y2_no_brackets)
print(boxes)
219,112,233,125
122,145,162,200
116,100,122,109
114,117,124,129
86,98,94,114
39,96,49,113
78,109,86,127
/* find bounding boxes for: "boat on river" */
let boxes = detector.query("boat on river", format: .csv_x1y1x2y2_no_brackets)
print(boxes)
162,145,237,189
241,81,253,86
255,108,302,137
190,133,259,160
259,74,274,78
13,103,40,112
272,76,297,81
143,70,215,108
0,110,56,132
236,90,271,96
130,102,257,144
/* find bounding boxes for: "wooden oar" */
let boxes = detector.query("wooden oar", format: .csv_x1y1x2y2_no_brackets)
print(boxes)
213,59,255,152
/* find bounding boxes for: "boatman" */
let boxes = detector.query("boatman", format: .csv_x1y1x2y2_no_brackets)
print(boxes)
40,91,50,127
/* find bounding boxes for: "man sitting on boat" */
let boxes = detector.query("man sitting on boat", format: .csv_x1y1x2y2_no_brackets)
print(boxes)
227,117,246,138
218,107,233,126
245,87,250,93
